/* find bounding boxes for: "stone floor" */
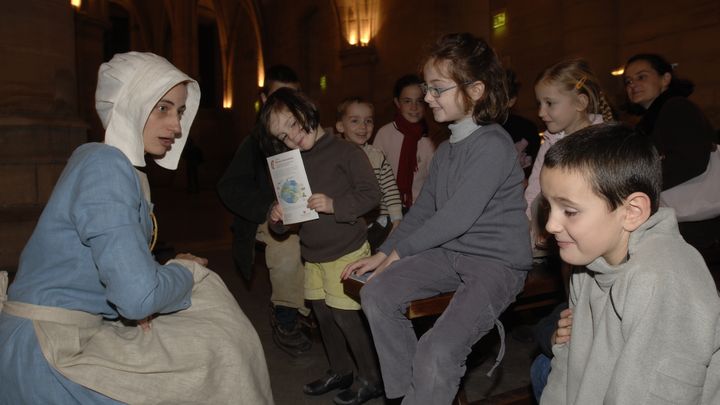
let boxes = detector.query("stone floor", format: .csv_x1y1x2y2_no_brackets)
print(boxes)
152,184,548,405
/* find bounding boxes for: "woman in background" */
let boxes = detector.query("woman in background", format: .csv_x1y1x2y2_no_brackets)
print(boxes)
624,53,718,248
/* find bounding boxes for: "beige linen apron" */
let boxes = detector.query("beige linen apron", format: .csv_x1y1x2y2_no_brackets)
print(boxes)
0,262,273,405
0,271,7,313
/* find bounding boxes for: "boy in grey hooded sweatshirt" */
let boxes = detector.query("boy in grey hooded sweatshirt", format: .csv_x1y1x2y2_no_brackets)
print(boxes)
538,123,719,405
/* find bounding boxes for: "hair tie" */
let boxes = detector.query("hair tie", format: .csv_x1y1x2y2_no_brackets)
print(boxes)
575,76,587,90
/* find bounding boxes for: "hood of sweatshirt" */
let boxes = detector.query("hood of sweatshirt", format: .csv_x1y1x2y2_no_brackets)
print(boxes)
587,208,678,289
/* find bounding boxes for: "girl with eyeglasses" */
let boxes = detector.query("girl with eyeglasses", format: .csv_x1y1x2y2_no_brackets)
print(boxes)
373,74,434,210
343,32,532,404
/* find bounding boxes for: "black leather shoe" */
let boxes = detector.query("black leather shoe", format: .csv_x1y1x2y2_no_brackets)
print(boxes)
303,370,353,396
333,377,384,405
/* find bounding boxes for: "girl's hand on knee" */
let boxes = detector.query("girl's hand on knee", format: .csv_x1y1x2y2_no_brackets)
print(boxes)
552,308,573,345
371,250,399,280
342,252,387,280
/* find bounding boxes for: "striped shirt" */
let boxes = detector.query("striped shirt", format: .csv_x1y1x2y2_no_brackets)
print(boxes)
362,143,403,223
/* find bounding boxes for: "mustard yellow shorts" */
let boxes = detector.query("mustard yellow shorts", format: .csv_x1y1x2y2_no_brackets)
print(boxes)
305,242,370,310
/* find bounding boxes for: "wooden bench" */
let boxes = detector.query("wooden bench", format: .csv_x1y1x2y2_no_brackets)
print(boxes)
345,261,564,320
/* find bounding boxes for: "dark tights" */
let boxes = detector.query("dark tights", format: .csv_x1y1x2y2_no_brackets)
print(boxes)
311,300,380,384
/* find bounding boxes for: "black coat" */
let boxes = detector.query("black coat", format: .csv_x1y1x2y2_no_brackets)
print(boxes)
217,132,275,279
636,90,716,189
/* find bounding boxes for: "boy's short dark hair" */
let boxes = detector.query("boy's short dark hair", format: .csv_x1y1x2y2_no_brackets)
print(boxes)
257,87,319,156
262,65,300,95
393,74,423,99
336,97,374,122
544,123,662,213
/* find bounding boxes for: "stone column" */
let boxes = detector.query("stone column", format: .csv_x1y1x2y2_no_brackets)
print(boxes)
560,0,620,105
339,46,378,101
165,0,199,78
0,0,87,269
75,0,110,142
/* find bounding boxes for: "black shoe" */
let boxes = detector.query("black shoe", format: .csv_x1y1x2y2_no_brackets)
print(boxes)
303,370,354,396
272,323,312,356
333,377,384,405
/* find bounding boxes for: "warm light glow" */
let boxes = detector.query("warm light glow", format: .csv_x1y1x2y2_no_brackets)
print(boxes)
320,75,328,92
493,12,506,29
338,0,379,47
223,76,233,109
71,0,81,8
254,100,261,113
257,57,265,88
359,31,370,46
348,32,358,46
611,67,625,76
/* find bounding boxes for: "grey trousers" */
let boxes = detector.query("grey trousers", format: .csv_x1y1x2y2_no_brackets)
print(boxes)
360,248,526,404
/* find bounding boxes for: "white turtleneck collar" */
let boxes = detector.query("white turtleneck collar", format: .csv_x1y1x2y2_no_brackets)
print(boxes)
448,116,481,143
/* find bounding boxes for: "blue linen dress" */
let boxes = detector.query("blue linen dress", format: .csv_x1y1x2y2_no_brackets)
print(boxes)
0,143,193,404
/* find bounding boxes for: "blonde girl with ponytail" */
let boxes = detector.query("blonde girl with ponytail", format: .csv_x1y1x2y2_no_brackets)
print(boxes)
525,59,614,229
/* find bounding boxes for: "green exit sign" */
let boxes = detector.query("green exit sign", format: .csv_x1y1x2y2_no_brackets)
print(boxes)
493,12,506,29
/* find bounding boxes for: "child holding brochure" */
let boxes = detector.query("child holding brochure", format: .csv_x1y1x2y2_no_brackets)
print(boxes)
258,87,384,405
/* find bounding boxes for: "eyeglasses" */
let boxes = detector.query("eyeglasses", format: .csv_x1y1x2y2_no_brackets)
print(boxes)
420,81,472,98
420,83,457,98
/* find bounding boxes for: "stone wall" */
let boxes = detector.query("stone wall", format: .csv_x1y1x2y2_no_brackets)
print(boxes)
0,0,86,269
259,0,720,129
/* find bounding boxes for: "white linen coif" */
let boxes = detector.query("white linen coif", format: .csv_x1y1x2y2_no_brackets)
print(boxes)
96,52,200,170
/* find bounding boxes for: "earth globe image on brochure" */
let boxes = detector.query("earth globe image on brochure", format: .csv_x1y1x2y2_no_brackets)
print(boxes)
280,179,304,204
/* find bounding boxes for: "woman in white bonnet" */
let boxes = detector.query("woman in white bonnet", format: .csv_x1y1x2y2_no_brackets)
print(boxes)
0,52,273,404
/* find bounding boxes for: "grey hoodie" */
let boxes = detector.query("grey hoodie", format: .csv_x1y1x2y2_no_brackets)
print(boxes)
541,208,720,405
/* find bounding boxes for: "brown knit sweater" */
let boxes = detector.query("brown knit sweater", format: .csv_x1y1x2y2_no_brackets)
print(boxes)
270,133,381,262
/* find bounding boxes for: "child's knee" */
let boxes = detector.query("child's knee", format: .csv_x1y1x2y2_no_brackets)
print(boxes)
413,337,458,380
415,325,475,373
360,280,396,313
359,282,379,309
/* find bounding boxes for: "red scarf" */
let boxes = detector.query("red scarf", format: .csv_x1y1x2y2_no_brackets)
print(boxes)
394,112,427,207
